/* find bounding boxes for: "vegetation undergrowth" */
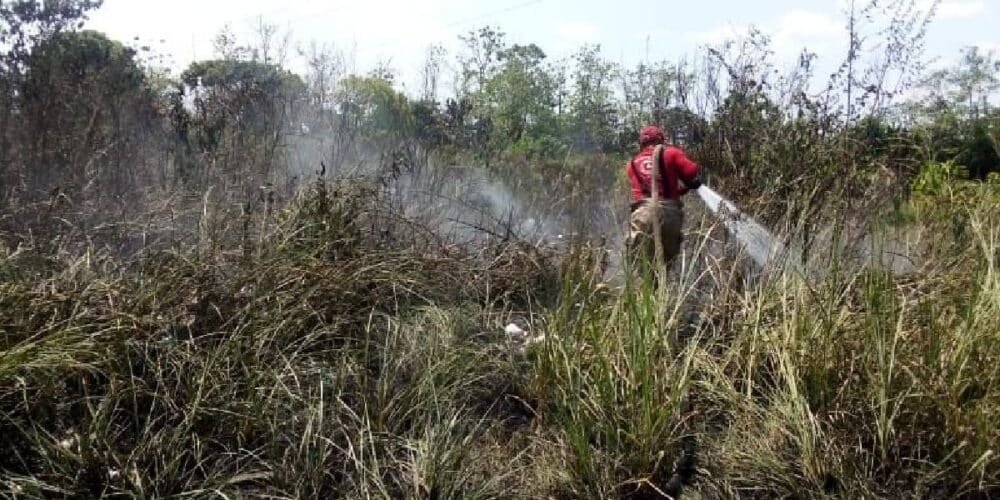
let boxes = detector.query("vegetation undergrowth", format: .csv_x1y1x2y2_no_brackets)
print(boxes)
0,179,557,498
2,1,999,497
2,178,997,498
523,182,998,498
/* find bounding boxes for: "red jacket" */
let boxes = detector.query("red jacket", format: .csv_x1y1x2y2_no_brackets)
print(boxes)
627,145,700,203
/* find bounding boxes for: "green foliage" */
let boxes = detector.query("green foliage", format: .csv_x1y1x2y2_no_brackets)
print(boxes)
530,250,694,497
910,46,1000,179
336,74,413,142
0,0,103,74
4,10,1000,499
16,29,155,197
174,58,306,185
23,29,142,93
907,161,1000,252
457,26,507,96
962,119,1000,178
182,59,303,94
568,45,619,152
912,160,969,197
451,27,570,161
479,43,561,157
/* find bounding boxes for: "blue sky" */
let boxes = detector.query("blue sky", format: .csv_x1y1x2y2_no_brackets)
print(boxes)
87,0,998,95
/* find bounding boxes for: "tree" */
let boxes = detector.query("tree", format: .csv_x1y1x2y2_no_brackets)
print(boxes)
834,0,939,121
948,47,1000,120
411,98,445,151
620,61,698,148
18,29,156,198
480,43,560,156
420,44,446,103
457,26,506,98
908,46,1000,179
302,42,342,108
335,73,413,149
177,58,306,185
0,0,102,74
1,0,103,197
569,45,619,152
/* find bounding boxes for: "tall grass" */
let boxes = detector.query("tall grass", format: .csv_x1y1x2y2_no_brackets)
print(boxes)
522,183,998,498
1,177,997,498
0,179,550,498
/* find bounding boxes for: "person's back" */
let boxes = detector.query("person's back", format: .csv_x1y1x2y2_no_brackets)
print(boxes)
625,126,702,268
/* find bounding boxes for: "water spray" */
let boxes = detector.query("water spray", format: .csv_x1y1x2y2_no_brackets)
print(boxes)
695,185,790,270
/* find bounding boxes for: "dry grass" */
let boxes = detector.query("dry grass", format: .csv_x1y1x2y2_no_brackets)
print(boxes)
1,175,997,498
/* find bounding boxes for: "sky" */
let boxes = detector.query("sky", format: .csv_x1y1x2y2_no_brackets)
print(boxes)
86,0,999,95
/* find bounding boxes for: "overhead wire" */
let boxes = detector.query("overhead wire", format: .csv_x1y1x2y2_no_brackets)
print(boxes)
356,0,545,54
238,3,353,26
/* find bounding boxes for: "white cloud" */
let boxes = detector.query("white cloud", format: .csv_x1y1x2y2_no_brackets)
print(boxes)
81,0,998,97
554,21,599,41
692,10,841,58
839,0,985,21
935,0,987,20
773,10,841,56
88,0,464,92
775,10,841,41
547,21,601,58
693,22,751,46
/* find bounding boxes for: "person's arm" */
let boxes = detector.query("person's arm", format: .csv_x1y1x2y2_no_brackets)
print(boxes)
665,147,702,194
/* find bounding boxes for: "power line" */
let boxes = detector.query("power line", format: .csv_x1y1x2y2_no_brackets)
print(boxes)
443,0,544,30
239,3,353,26
358,0,545,54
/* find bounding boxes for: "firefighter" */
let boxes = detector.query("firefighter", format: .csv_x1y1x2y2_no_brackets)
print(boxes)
625,125,703,268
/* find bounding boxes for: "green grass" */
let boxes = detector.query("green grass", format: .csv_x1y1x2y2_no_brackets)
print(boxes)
1,179,997,498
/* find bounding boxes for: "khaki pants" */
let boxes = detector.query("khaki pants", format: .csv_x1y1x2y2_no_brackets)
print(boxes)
628,199,683,268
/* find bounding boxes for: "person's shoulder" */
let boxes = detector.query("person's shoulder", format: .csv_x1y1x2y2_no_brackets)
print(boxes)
663,145,692,159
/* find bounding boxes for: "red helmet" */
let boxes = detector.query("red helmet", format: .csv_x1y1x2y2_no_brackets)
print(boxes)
639,125,665,147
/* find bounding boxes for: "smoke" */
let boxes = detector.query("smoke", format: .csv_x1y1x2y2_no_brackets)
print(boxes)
387,163,572,247
284,129,584,248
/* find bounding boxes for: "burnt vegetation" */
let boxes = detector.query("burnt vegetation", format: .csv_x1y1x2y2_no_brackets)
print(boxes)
1,0,998,498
